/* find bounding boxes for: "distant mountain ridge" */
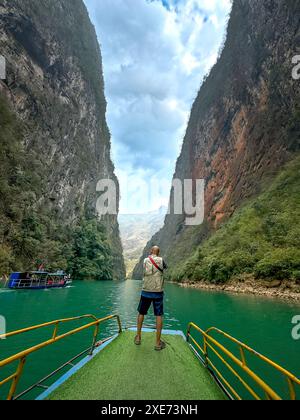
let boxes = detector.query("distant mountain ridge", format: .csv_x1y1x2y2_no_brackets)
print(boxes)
119,207,167,278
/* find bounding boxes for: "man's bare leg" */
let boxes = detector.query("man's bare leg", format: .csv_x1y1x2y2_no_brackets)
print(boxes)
136,314,144,342
156,316,163,346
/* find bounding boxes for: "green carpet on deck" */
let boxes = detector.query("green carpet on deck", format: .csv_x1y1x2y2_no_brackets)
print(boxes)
47,332,226,400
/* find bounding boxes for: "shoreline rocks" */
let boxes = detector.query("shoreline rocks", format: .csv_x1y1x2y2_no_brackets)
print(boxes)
170,278,300,302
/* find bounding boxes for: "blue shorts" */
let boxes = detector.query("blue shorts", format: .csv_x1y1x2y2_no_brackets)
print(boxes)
138,295,164,317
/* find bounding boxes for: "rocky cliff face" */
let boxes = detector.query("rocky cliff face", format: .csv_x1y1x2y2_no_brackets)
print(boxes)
0,0,125,279
133,0,300,279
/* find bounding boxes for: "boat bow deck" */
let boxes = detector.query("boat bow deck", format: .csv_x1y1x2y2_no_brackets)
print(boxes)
40,330,225,401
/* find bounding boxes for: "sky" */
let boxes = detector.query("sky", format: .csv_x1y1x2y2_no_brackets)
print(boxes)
84,0,232,214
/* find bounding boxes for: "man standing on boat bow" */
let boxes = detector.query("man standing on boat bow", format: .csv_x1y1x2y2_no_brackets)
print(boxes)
135,246,167,351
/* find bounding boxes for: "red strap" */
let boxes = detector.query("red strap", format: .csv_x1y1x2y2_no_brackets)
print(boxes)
149,256,163,273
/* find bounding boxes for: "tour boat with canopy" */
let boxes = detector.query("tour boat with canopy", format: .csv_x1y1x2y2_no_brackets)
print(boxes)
8,271,71,290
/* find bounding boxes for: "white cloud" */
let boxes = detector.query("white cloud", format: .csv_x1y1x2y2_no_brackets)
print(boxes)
84,0,232,213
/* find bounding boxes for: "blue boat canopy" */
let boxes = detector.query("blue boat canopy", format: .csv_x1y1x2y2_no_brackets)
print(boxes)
9,272,22,280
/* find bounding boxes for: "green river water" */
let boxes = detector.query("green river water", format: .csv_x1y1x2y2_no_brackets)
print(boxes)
0,280,299,400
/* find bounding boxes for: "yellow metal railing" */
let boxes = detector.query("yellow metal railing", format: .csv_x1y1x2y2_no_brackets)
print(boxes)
187,323,300,401
0,314,122,400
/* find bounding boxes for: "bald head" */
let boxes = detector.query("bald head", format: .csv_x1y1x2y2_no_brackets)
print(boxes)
151,246,160,256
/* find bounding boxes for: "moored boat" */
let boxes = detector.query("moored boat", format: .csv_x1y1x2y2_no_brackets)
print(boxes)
8,271,72,290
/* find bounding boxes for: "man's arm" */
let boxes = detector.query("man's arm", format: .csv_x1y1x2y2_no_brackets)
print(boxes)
163,260,168,270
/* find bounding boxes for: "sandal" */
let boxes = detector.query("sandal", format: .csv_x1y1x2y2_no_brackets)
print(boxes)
155,340,166,351
134,335,141,346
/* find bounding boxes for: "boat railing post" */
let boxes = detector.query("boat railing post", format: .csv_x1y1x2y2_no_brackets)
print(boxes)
186,323,191,342
52,322,59,340
239,346,247,366
7,357,26,401
287,378,296,401
116,315,122,334
90,322,100,356
203,336,209,368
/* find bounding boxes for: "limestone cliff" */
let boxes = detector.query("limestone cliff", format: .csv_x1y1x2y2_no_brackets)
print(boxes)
0,0,125,279
133,0,300,280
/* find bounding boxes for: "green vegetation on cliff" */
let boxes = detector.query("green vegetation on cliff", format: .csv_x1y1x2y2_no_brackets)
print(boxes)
1,0,125,280
68,218,113,281
170,157,300,284
0,95,114,280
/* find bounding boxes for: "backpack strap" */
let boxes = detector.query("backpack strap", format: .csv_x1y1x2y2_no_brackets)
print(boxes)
148,256,163,273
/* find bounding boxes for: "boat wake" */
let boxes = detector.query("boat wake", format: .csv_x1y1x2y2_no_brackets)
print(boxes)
0,289,15,294
43,285,74,292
